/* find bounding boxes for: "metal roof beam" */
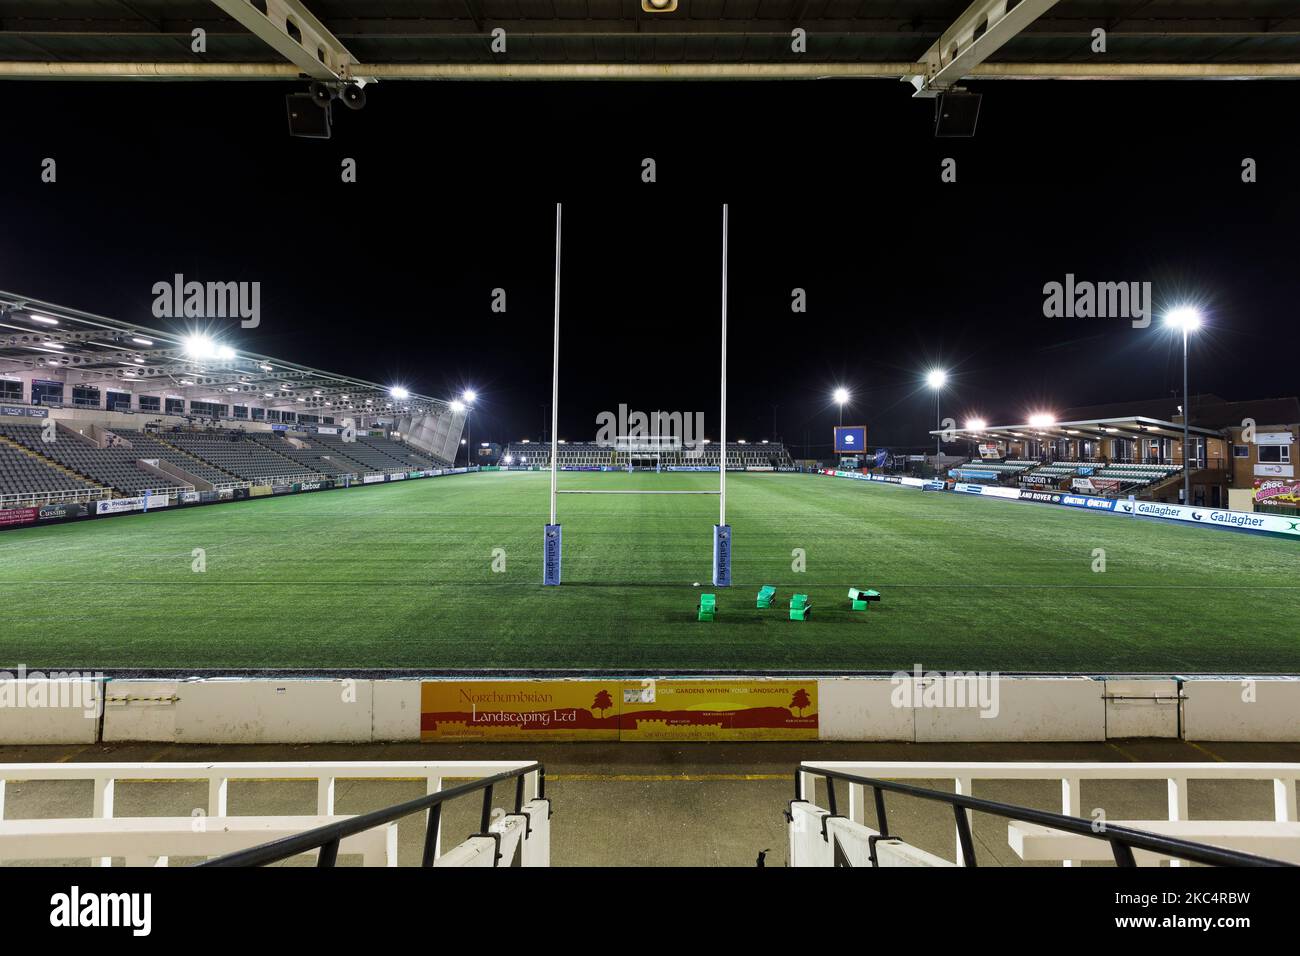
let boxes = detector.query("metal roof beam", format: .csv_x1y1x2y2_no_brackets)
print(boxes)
908,0,1062,96
206,0,362,81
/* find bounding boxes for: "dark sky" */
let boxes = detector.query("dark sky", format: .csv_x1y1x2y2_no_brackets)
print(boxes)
1,78,1297,454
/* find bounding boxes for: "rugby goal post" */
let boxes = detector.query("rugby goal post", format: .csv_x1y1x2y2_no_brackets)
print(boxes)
543,202,731,587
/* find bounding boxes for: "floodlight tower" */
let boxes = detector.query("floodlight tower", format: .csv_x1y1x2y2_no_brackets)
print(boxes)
462,389,477,468
1164,307,1203,504
926,369,948,455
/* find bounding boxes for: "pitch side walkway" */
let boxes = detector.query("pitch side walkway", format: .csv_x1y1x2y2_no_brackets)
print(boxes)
2,740,1298,866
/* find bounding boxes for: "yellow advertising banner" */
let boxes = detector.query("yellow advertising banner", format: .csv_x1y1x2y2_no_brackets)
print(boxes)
419,680,620,741
249,485,272,498
619,680,818,742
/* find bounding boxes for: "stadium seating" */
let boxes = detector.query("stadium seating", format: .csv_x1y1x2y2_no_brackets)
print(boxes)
113,431,239,487
246,434,360,478
356,435,442,469
0,424,188,496
162,431,321,483
950,461,1031,482
501,441,793,469
0,439,103,501
309,434,422,473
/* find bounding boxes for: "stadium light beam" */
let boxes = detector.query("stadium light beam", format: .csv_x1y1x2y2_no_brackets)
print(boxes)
926,369,948,454
833,387,849,426
966,418,987,432
389,386,409,400
1165,306,1204,504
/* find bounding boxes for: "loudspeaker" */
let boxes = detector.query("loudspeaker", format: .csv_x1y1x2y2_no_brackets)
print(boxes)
934,90,981,137
286,93,331,139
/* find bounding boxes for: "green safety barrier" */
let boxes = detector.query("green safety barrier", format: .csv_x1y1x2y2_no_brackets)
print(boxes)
790,593,812,621
698,593,716,622
848,587,881,611
756,585,776,609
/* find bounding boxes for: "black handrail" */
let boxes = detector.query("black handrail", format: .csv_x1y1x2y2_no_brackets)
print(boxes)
198,763,545,867
795,765,1293,868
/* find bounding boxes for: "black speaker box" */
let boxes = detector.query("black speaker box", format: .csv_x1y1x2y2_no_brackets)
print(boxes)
286,93,331,139
934,90,982,137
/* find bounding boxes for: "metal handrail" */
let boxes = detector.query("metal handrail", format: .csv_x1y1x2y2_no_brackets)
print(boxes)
199,762,545,868
797,765,1294,868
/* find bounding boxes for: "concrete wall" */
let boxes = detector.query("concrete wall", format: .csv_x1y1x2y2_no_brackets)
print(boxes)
3,676,1299,745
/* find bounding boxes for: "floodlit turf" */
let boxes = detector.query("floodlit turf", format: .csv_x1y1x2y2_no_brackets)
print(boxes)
3,471,1299,673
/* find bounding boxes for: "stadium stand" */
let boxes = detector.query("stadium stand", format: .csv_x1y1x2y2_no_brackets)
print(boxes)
246,433,359,479
501,441,793,469
112,430,242,488
162,431,322,483
0,438,104,503
309,433,433,473
357,435,442,469
0,424,189,496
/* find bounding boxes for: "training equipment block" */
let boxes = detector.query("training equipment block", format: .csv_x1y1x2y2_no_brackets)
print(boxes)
790,594,812,621
698,593,716,622
848,587,881,611
757,585,776,609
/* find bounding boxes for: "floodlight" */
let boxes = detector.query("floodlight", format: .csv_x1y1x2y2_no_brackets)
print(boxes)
965,418,987,431
1028,414,1055,427
390,386,409,400
1164,306,1202,331
462,389,477,404
833,387,849,405
926,369,948,389
449,400,465,413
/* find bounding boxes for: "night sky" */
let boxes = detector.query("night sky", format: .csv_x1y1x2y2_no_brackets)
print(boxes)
2,78,1296,455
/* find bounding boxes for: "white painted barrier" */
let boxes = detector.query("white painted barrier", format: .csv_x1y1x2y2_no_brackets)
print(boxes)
2,676,1298,745
1104,679,1181,738
794,761,1300,867
0,761,544,867
0,679,101,744
1184,679,1300,741
0,815,397,866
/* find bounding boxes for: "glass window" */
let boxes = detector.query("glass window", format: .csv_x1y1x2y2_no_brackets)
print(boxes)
106,391,132,411
0,379,21,401
165,397,185,415
138,395,161,412
72,386,101,408
1259,445,1291,463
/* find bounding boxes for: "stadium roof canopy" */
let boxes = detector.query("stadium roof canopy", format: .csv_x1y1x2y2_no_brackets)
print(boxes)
935,415,1225,443
2,1,1300,84
0,290,449,418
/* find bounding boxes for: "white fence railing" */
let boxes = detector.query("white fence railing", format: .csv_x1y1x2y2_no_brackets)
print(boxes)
794,761,1300,867
0,761,545,867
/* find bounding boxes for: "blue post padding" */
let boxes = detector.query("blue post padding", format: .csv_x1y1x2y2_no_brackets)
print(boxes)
712,524,732,587
543,524,563,586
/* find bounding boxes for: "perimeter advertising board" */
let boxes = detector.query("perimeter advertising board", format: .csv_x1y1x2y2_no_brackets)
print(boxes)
420,681,619,741
619,680,817,741
419,679,818,741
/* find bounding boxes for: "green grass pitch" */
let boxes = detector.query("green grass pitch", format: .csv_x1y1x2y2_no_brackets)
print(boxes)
3,471,1298,673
